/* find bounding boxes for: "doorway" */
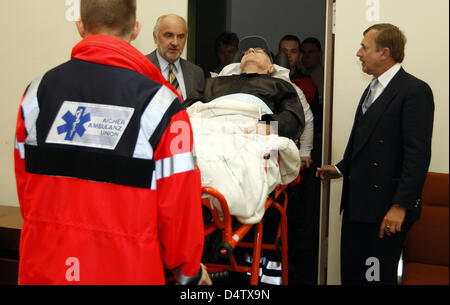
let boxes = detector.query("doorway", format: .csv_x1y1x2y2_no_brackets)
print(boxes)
188,0,334,285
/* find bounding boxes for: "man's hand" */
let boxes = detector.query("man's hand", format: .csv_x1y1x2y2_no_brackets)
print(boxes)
315,165,342,182
379,205,406,238
301,156,313,169
198,263,212,285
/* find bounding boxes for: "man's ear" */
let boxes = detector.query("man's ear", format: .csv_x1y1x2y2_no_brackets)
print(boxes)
380,47,391,60
76,20,86,38
267,64,275,74
130,21,141,42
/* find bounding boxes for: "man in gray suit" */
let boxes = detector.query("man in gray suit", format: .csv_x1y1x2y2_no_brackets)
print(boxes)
147,14,205,101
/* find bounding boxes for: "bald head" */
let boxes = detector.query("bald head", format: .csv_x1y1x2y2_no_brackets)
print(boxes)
153,14,188,63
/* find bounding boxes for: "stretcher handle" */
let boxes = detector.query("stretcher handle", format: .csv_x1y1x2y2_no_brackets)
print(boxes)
201,187,232,241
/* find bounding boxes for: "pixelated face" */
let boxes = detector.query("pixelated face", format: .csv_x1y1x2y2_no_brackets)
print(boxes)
154,16,187,63
279,40,301,69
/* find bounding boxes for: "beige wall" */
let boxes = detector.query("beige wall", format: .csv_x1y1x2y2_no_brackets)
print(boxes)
1,0,448,286
327,0,449,284
0,0,187,207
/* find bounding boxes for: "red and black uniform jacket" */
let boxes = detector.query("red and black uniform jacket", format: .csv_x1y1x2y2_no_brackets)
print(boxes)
14,35,204,284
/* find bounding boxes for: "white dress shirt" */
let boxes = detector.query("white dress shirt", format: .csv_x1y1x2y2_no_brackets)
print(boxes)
369,63,402,105
156,51,187,100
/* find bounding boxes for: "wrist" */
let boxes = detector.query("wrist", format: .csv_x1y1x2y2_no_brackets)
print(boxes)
392,203,406,211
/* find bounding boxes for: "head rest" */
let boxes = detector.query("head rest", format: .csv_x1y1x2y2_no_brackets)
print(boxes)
274,51,290,69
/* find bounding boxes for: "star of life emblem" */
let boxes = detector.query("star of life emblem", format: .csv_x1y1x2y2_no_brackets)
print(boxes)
57,106,91,141
46,101,134,150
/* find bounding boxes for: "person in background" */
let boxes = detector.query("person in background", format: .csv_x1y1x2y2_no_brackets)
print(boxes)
278,35,318,106
300,37,324,106
14,0,210,285
213,31,239,73
300,38,324,160
147,14,205,100
279,34,322,284
316,23,434,285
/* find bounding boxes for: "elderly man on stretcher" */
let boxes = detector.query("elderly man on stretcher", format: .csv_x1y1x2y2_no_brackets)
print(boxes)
183,36,313,224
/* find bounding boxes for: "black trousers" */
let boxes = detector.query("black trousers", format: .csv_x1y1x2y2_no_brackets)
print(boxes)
340,212,412,285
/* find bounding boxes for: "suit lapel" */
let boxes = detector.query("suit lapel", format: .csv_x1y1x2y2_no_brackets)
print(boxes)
180,59,192,96
147,50,161,71
350,69,405,159
341,86,369,162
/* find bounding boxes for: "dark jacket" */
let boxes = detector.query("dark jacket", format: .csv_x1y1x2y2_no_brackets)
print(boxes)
146,50,205,99
337,68,434,224
184,73,305,140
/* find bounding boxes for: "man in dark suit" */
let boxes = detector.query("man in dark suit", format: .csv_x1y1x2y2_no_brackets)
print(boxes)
316,23,434,285
147,14,205,100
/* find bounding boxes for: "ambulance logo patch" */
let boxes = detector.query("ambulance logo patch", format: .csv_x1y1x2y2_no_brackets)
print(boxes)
46,101,134,150
57,106,91,141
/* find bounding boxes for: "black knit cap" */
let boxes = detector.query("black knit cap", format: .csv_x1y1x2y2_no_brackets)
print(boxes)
238,35,273,63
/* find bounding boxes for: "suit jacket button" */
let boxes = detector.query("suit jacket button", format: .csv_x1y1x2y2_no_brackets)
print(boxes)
378,140,385,145
373,184,380,191
373,162,379,167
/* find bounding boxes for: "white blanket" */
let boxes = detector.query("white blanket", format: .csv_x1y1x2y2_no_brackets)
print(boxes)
187,98,300,224
213,63,314,158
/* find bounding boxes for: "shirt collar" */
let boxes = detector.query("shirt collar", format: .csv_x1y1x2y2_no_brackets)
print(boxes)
156,50,181,72
375,63,401,89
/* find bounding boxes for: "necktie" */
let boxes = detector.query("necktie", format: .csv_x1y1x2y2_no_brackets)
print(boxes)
362,79,379,114
168,63,182,97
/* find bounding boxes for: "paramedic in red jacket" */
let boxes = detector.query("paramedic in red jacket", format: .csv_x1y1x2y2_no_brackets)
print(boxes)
14,0,210,285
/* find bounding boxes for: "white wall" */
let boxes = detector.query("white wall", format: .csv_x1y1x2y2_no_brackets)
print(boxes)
328,0,449,284
229,0,326,54
0,0,188,207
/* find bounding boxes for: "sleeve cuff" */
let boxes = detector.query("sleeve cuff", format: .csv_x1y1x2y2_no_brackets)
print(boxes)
176,266,202,285
334,165,343,177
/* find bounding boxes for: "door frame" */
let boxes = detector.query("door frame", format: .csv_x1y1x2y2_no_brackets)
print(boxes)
317,0,336,285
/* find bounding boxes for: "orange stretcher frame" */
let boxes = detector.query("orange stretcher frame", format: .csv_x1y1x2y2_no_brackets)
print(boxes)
202,173,301,285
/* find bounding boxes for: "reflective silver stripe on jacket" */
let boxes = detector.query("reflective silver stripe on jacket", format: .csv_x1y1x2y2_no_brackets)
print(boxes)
15,138,25,159
21,75,43,147
133,86,178,160
150,152,196,189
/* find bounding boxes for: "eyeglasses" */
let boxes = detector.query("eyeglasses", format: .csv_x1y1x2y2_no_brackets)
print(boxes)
243,48,266,55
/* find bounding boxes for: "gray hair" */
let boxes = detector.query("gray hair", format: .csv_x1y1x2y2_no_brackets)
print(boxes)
153,14,188,36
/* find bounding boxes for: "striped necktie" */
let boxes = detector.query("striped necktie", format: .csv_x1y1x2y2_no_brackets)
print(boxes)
168,63,182,97
362,78,379,114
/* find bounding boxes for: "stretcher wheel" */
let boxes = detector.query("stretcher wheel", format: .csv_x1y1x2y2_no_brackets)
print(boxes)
218,242,233,259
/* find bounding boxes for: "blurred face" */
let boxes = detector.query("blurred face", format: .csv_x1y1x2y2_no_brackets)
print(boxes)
240,48,274,74
217,44,238,67
279,40,301,69
356,29,385,77
301,43,322,71
154,15,187,63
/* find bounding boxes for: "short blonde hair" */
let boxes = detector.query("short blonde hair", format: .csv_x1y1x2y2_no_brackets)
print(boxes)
81,0,136,36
